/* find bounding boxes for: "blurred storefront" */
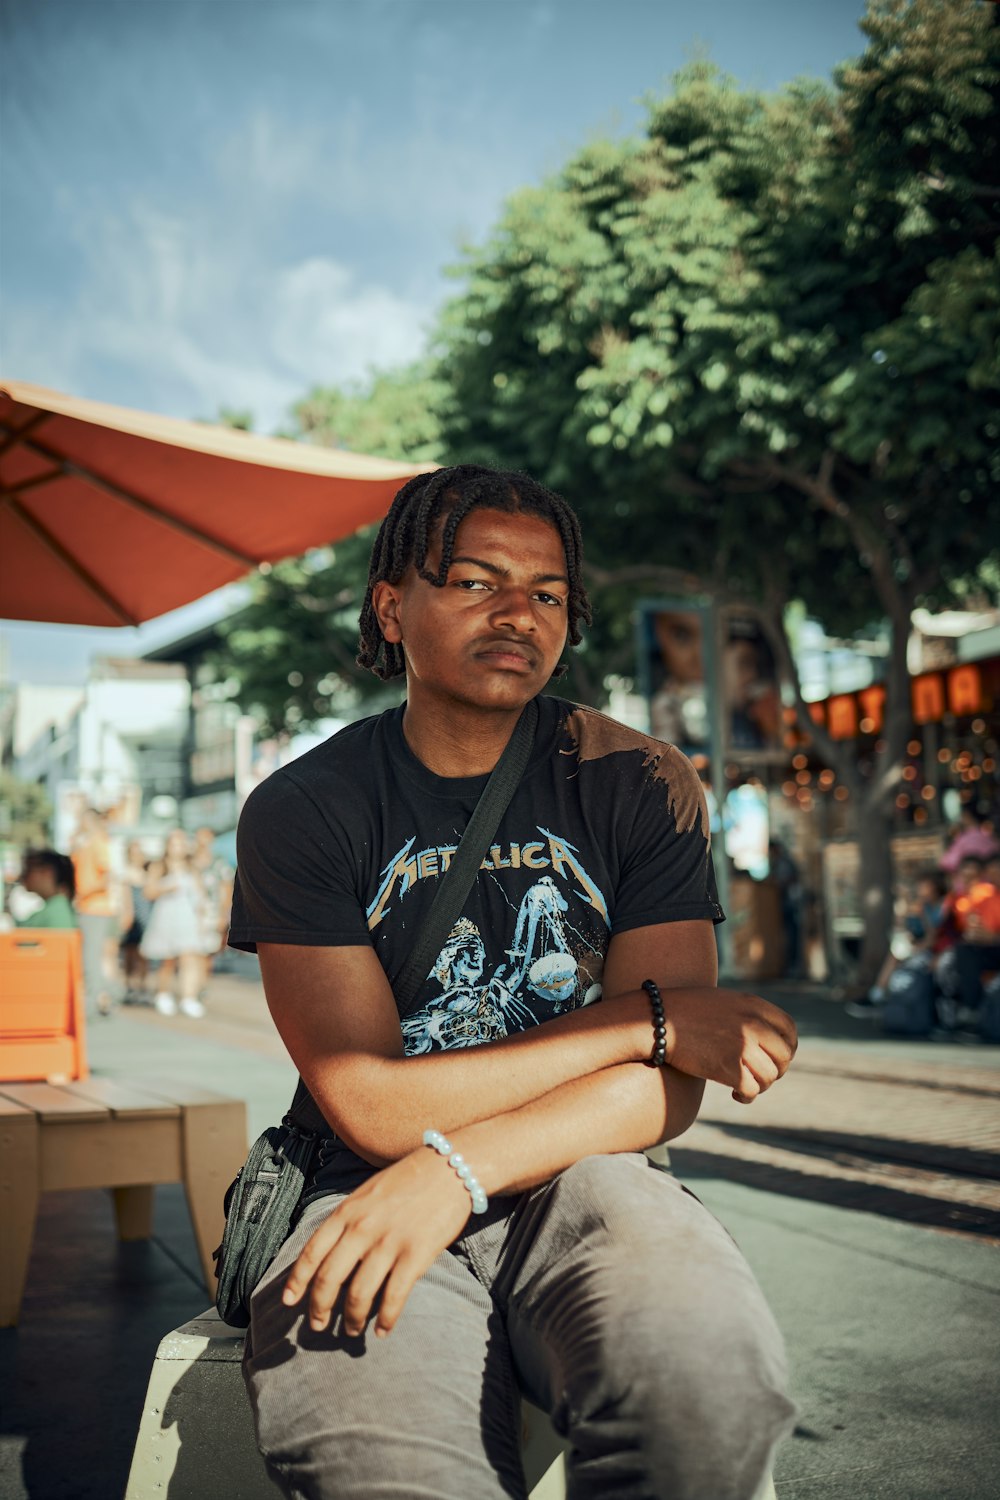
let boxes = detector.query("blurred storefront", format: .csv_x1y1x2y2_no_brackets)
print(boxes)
802,649,999,979
636,601,999,983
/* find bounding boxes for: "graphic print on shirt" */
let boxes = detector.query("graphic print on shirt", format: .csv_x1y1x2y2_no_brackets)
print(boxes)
365,827,609,1054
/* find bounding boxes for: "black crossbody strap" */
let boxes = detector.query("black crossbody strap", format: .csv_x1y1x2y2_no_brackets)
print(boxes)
394,695,538,1015
288,697,539,1134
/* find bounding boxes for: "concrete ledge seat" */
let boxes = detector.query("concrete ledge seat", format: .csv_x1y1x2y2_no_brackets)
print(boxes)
0,1077,247,1326
126,1307,776,1500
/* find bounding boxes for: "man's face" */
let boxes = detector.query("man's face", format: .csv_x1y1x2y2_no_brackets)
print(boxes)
373,507,570,713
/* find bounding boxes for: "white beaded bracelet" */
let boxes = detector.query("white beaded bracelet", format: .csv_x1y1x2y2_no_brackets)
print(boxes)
422,1129,488,1214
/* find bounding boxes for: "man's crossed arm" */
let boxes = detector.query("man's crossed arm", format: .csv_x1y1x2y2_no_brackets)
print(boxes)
258,919,796,1171
262,920,796,1336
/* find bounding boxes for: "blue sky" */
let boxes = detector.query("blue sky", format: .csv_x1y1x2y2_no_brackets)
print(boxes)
1,0,868,685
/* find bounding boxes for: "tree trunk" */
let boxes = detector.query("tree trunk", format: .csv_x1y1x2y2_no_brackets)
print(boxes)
751,458,919,992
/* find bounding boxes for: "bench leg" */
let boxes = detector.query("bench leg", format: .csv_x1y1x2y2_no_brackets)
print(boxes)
114,1184,155,1241
180,1100,248,1291
0,1109,41,1327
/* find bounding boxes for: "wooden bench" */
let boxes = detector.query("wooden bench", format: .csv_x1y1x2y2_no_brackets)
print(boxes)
127,1308,778,1500
0,1077,247,1326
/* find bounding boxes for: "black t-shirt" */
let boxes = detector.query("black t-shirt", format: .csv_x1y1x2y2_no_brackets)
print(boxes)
230,694,723,1189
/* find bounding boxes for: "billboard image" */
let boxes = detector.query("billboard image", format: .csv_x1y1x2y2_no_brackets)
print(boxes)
642,603,781,756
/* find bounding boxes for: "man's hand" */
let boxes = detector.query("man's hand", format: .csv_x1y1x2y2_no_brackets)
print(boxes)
282,1147,472,1338
661,987,797,1103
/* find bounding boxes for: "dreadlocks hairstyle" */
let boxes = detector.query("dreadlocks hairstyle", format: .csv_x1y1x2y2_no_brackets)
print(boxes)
357,464,592,681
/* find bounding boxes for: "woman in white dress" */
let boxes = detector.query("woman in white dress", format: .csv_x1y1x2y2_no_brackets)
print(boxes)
192,825,235,990
140,830,206,1017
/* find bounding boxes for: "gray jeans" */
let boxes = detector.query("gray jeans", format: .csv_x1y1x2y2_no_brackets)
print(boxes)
244,1153,796,1500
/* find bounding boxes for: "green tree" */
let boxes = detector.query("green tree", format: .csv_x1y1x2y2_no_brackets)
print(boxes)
218,0,999,980
295,363,444,463
0,772,52,848
213,365,444,731
430,0,1000,979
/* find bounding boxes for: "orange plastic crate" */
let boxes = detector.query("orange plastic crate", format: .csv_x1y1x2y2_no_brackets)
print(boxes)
0,930,88,1081
0,1034,77,1080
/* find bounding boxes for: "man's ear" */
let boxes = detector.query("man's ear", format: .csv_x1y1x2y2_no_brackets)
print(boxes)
372,579,403,644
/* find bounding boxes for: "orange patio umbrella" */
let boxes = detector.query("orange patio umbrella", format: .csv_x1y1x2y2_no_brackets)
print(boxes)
0,380,436,627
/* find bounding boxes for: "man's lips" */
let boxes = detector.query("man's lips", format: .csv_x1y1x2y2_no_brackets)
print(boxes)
473,639,538,671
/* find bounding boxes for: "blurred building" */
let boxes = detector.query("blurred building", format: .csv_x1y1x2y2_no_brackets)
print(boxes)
8,659,189,847
1,683,85,773
142,620,342,844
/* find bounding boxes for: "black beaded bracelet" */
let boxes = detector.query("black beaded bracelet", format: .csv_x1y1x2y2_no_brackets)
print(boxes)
642,979,668,1067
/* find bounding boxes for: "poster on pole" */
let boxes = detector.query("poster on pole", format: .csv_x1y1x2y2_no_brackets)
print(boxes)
638,602,782,758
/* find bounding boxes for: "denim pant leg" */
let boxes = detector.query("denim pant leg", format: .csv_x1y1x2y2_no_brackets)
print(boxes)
243,1196,527,1500
474,1154,797,1500
956,941,1000,1011
78,912,114,1015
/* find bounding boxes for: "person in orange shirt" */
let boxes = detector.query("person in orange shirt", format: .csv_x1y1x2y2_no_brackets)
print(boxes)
71,808,120,1017
954,855,1000,1024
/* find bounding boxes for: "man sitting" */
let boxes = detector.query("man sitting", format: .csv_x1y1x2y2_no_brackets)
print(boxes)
230,464,798,1500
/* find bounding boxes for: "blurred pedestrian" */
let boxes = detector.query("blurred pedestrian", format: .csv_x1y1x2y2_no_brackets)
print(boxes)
768,837,802,978
140,830,206,1018
953,854,1000,1026
119,839,153,1005
71,807,120,1017
939,804,998,873
935,856,982,949
192,825,234,992
847,869,945,1017
15,849,78,929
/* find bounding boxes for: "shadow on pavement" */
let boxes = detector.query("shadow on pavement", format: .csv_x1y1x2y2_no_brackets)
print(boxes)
670,1144,1000,1240
709,1121,1000,1182
0,1187,207,1500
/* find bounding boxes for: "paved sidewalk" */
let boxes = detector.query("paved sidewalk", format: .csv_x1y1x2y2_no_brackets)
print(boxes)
676,986,1000,1241
1,973,998,1499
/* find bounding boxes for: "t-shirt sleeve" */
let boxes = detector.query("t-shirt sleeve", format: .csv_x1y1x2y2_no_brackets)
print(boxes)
611,744,724,933
228,767,373,951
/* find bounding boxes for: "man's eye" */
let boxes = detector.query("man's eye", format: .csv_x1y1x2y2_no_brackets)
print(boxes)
454,578,490,590
535,592,566,607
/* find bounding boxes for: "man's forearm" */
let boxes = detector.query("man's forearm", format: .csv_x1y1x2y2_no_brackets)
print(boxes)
302,989,658,1163
446,1060,705,1197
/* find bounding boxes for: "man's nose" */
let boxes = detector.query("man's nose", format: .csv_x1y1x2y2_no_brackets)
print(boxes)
489,584,536,631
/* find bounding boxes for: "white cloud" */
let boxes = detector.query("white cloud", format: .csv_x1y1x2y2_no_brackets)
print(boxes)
4,193,434,432
3,69,532,436
271,258,429,385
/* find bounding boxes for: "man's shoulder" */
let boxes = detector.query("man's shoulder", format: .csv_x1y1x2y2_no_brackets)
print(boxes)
553,699,708,836
242,708,397,816
557,698,684,769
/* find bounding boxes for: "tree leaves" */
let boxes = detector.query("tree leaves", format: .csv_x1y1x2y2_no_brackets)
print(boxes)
217,0,999,756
